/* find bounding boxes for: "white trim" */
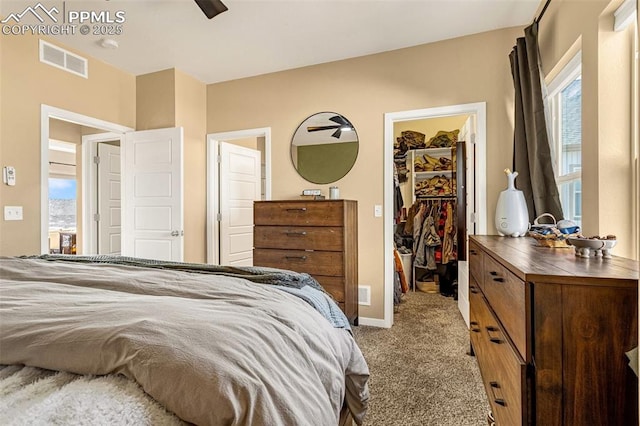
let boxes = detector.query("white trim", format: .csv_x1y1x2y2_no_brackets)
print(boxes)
383,102,487,329
546,51,581,97
82,132,124,254
358,316,390,328
206,127,272,264
41,104,133,254
614,0,637,32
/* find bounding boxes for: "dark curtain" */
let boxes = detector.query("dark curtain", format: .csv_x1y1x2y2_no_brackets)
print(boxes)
509,22,564,222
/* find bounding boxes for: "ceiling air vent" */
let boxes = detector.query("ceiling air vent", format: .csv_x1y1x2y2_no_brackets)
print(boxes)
39,40,88,78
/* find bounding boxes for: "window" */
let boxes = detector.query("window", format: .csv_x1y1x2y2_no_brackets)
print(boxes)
546,52,582,226
48,178,77,231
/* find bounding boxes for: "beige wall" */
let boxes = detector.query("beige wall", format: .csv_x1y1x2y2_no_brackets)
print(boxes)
136,68,207,263
538,0,638,259
136,69,176,131
207,27,520,319
0,34,136,256
49,118,82,143
175,69,207,263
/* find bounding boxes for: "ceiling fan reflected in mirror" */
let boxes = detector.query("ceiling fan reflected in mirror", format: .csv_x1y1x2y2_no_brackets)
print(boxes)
307,115,354,139
194,0,228,19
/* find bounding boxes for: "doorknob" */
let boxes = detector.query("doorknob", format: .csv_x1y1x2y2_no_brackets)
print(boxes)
171,230,180,237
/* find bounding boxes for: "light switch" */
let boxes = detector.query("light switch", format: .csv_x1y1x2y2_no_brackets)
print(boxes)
374,204,383,217
4,206,23,221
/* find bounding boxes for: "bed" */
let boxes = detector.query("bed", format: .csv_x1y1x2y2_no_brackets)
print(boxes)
0,255,369,425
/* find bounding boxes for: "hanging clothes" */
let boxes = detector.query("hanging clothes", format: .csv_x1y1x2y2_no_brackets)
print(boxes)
393,163,405,223
411,199,457,270
442,201,456,263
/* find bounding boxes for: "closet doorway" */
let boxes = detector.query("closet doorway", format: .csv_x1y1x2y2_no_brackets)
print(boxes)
384,103,487,328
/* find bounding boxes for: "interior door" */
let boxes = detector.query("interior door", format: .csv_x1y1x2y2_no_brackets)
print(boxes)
97,142,121,255
457,115,476,328
122,127,183,261
219,142,261,266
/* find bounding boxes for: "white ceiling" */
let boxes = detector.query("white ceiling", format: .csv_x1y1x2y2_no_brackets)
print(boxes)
1,0,541,84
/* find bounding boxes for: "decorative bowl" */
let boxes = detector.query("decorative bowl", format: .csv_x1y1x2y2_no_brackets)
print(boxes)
567,237,616,258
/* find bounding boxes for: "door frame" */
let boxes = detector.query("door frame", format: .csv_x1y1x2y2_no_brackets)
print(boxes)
40,105,133,255
82,133,124,254
381,102,487,328
206,127,272,264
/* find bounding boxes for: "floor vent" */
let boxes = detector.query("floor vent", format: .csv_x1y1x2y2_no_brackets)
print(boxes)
39,40,88,78
358,285,371,306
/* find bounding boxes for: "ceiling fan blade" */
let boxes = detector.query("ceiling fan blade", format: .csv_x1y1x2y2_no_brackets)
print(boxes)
329,115,350,126
331,128,342,139
307,125,340,132
194,0,228,19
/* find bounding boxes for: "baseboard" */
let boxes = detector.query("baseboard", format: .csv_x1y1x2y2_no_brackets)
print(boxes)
358,316,391,328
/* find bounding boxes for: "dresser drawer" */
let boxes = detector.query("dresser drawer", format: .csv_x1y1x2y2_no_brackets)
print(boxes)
468,240,485,288
254,226,344,251
482,254,527,358
314,276,345,302
254,201,344,226
471,288,526,426
469,280,484,354
254,249,344,276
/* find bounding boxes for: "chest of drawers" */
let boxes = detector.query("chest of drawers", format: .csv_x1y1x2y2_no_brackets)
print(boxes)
253,200,358,324
469,235,638,426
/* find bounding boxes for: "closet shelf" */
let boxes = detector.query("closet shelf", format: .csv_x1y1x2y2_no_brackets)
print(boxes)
416,195,457,199
414,170,454,178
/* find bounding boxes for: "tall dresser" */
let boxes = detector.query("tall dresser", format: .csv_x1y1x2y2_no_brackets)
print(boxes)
253,200,358,324
469,235,638,426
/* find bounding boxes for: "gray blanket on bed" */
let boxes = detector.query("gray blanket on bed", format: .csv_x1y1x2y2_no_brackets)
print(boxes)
0,257,369,426
22,255,351,331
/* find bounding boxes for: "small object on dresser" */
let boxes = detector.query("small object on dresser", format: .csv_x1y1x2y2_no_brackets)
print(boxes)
495,169,529,237
302,189,322,196
329,186,339,199
527,213,579,248
567,236,617,258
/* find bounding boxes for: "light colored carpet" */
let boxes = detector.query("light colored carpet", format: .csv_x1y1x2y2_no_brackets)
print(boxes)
352,291,490,426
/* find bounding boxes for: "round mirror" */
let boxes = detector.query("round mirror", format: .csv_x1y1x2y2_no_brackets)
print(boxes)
291,112,359,184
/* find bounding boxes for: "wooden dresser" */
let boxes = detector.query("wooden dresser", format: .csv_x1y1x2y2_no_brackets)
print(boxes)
253,200,358,324
469,235,638,426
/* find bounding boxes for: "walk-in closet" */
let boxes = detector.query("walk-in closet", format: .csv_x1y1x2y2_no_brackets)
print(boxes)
392,114,473,304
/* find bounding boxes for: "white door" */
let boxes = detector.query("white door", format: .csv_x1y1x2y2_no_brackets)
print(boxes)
97,142,121,255
457,115,476,328
122,127,183,261
219,142,261,266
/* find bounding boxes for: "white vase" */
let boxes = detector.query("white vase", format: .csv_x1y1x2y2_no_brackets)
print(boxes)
495,169,529,237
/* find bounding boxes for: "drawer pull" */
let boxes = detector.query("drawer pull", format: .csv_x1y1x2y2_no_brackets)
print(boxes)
492,277,505,283
486,326,503,344
470,321,480,333
286,207,307,212
285,255,308,261
489,381,507,407
284,231,307,236
470,286,479,294
470,250,478,255
489,271,498,276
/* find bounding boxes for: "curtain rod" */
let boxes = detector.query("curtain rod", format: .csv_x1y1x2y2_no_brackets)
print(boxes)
535,0,552,23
